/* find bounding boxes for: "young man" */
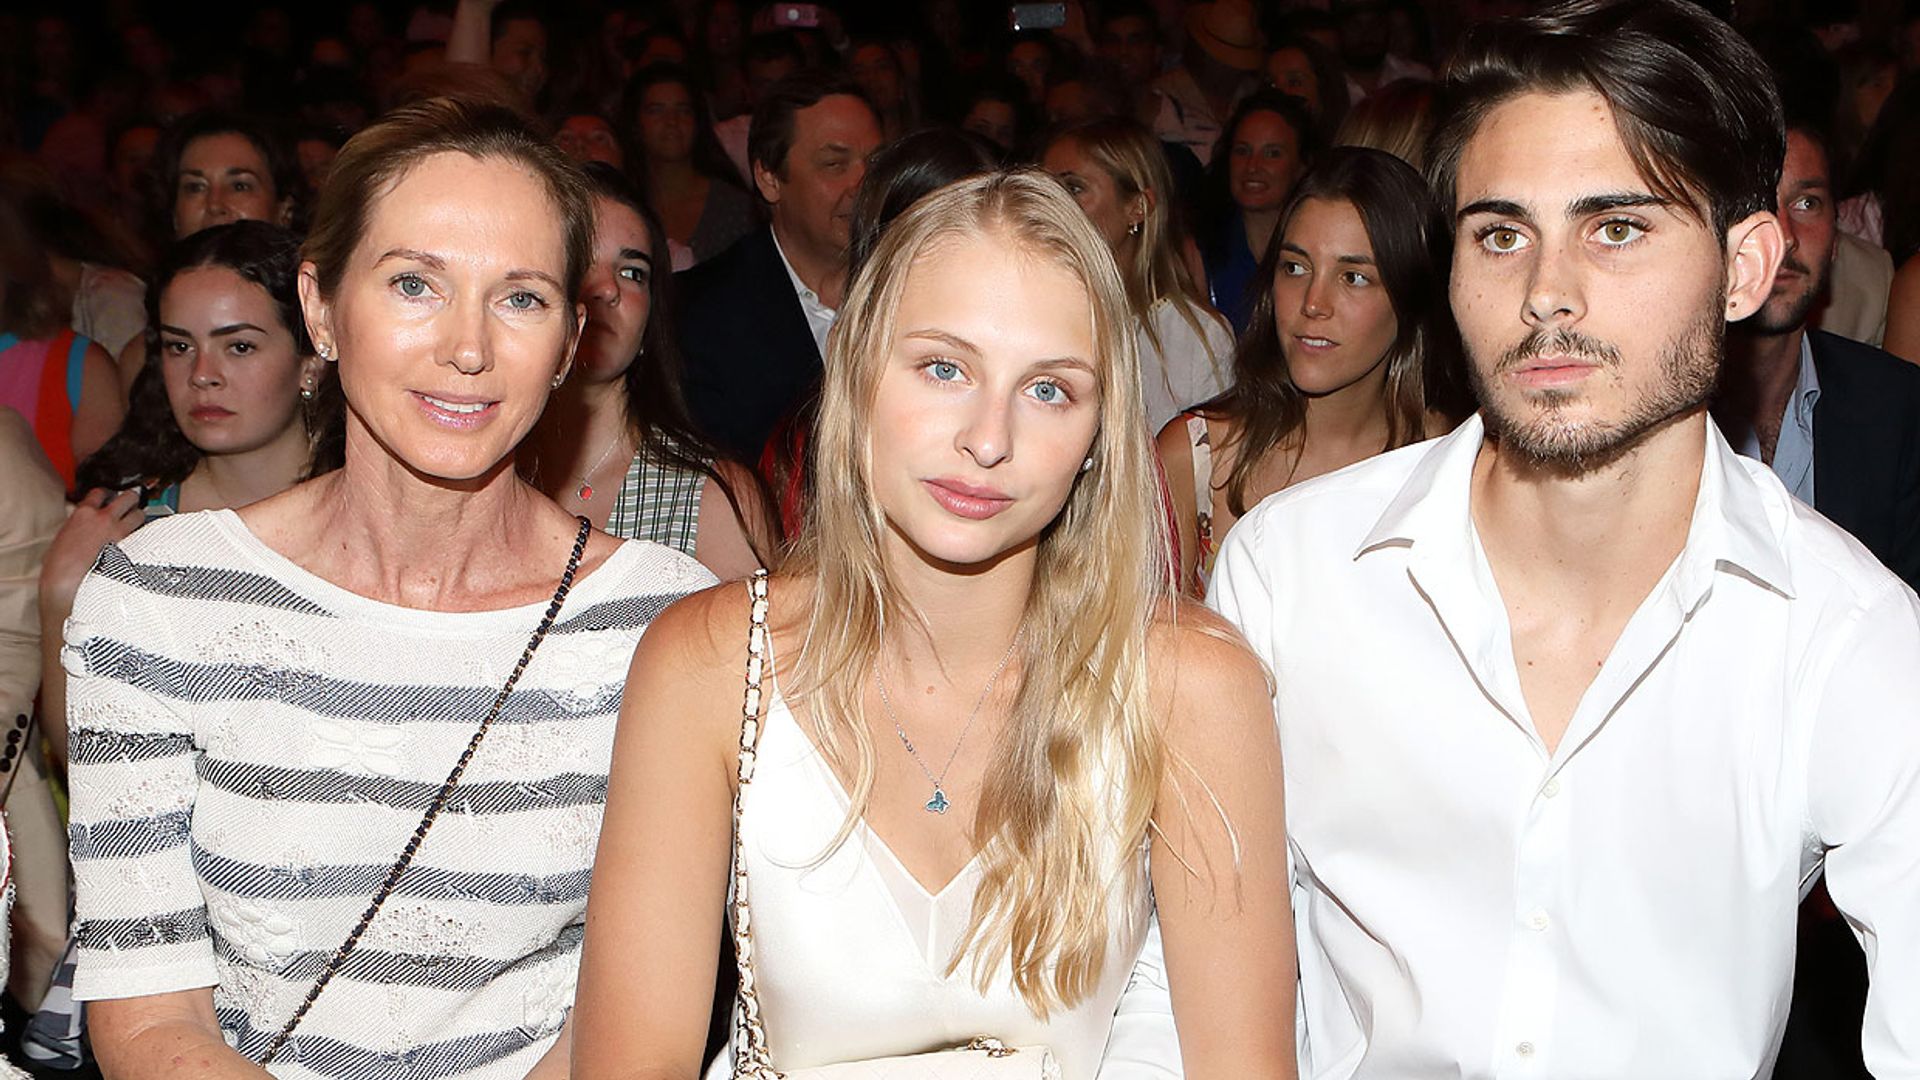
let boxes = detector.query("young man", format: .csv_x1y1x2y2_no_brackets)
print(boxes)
1716,122,1920,590
1209,0,1920,1075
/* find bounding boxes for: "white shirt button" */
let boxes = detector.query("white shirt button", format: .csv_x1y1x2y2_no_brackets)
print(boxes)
1525,908,1551,931
1516,1041,1536,1057
1542,777,1561,798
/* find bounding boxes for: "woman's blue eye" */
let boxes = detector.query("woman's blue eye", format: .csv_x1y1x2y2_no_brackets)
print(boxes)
507,291,545,310
929,360,961,381
395,275,428,297
1029,380,1066,404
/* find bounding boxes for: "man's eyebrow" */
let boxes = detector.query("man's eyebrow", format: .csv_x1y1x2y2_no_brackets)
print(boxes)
1456,198,1530,224
1566,191,1672,217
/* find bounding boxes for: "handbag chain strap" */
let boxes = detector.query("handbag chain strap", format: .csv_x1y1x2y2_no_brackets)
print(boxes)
260,515,593,1065
730,569,782,1079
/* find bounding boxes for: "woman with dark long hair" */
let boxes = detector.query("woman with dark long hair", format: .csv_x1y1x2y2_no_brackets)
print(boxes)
1203,89,1318,335
1158,147,1459,597
522,161,772,578
620,62,756,267
39,221,342,768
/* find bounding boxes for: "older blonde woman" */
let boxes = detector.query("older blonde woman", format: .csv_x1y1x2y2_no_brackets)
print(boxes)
63,99,715,1079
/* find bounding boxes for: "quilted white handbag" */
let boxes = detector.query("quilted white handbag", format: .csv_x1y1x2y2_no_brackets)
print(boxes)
729,573,1059,1080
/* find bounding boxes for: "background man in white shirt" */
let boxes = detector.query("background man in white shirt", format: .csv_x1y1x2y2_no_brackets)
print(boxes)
1209,0,1920,1076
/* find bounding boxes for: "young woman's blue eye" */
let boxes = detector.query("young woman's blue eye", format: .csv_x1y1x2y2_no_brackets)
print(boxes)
394,274,428,298
1029,379,1067,405
929,360,961,381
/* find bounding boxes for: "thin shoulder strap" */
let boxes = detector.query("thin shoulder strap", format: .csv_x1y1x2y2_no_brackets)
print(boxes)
729,569,781,1079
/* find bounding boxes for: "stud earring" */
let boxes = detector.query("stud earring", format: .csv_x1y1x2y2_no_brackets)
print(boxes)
1127,221,1142,237
316,343,333,361
1080,456,1094,473
551,373,566,389
300,385,315,401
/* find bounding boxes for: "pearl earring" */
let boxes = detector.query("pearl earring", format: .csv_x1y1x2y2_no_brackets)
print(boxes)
1080,456,1094,473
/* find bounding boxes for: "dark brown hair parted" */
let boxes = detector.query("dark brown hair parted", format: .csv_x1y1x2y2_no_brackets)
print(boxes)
1202,146,1456,516
301,96,594,303
1426,0,1785,241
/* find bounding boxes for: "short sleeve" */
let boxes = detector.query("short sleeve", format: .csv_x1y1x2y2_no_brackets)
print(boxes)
63,546,218,1000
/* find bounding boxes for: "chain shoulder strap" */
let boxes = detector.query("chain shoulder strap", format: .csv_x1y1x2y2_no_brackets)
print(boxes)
730,569,782,1079
259,516,593,1065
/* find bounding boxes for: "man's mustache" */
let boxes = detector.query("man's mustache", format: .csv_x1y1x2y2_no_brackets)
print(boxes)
1496,327,1623,373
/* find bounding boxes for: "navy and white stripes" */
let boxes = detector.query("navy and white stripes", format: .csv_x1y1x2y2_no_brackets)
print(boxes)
64,510,715,1078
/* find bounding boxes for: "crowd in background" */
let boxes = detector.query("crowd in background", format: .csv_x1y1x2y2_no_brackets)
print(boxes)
3,0,1920,1075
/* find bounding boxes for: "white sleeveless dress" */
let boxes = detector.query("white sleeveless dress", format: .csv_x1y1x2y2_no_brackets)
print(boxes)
727,686,1152,1080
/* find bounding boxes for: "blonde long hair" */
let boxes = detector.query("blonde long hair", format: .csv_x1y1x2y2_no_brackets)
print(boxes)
785,170,1172,1015
1046,118,1226,388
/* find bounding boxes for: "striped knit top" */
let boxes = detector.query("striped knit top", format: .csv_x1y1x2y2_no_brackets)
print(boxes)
62,510,716,1078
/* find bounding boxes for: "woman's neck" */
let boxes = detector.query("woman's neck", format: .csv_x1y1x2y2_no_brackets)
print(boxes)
649,158,703,192
526,376,633,497
1300,363,1393,452
184,424,312,512
1241,207,1281,262
877,535,1035,676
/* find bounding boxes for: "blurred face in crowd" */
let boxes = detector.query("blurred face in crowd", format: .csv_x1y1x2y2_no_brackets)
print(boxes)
175,132,292,237
851,43,904,112
636,81,697,165
1451,90,1778,470
1009,40,1051,104
492,16,549,99
299,152,583,484
746,52,801,104
963,98,1018,152
1266,47,1320,115
1751,130,1834,334
556,114,626,170
1273,197,1398,397
160,265,322,460
1229,109,1304,215
113,124,161,194
296,138,339,199
706,0,744,58
1045,81,1098,126
575,195,654,385
869,229,1101,570
1042,137,1143,253
1100,14,1160,84
1336,0,1390,69
755,93,882,264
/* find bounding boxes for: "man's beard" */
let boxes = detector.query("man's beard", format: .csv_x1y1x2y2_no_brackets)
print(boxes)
1746,249,1831,334
1469,294,1724,475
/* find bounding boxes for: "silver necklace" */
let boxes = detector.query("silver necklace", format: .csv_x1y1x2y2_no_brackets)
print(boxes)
873,631,1022,814
574,432,626,502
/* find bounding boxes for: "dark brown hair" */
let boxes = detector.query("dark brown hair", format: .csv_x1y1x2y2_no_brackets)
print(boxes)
1427,0,1785,241
302,96,593,303
1202,147,1455,515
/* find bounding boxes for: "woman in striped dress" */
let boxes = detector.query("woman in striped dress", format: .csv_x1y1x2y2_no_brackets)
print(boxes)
63,99,715,1079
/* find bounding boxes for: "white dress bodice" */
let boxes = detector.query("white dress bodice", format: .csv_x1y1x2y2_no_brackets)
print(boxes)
730,687,1150,1080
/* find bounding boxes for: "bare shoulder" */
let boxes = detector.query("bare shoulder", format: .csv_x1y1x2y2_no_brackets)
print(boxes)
1148,598,1274,727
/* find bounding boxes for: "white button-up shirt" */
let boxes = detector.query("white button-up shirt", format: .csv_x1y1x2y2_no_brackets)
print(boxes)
771,229,837,361
1209,414,1920,1079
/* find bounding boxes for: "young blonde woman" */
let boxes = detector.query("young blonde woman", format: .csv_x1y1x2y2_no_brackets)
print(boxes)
573,171,1295,1077
1157,147,1460,598
1041,117,1236,432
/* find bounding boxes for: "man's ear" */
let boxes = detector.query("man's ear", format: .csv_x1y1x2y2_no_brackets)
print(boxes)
1724,209,1785,323
753,158,783,205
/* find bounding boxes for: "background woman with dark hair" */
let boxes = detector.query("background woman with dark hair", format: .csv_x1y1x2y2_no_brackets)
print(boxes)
1204,89,1317,334
621,62,756,268
151,110,301,243
523,161,772,579
1158,147,1457,597
38,221,340,771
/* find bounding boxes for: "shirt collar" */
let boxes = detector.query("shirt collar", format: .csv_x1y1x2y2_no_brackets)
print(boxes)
770,228,822,306
1791,333,1822,426
1356,413,1794,600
